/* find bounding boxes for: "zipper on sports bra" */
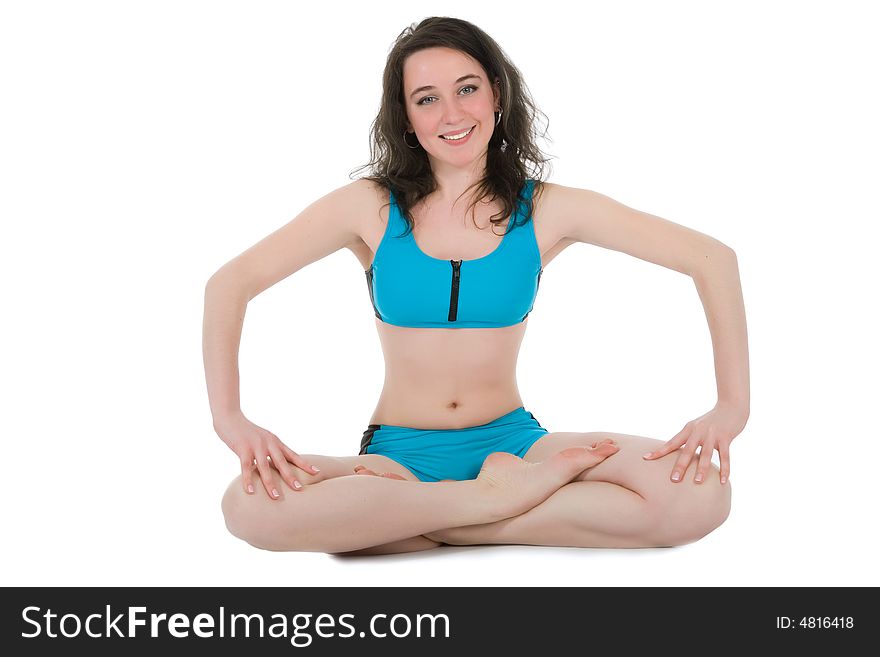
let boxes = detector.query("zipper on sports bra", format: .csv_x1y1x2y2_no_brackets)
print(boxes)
448,259,462,321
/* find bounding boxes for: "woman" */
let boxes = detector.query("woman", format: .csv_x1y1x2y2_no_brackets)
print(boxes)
205,17,749,555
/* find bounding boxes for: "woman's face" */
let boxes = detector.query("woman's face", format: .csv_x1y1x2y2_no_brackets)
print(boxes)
402,47,500,167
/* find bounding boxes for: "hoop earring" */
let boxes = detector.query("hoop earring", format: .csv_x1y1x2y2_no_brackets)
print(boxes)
495,108,503,125
403,130,421,149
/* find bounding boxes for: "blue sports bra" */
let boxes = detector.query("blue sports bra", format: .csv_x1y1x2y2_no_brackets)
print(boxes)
364,178,544,328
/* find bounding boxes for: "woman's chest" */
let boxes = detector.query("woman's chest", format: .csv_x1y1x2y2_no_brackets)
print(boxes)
349,184,577,271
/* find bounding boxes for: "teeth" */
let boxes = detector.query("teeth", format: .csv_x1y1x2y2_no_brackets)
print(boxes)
440,126,473,140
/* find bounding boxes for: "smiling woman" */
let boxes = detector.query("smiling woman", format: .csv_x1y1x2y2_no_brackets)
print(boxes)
206,16,746,556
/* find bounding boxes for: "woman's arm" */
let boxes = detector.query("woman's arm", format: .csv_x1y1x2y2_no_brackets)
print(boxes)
550,182,750,482
203,274,325,495
202,275,249,426
644,249,749,485
692,248,750,413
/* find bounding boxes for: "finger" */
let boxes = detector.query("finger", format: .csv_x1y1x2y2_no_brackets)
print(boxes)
276,440,322,476
254,453,280,500
718,440,731,485
670,439,699,483
644,425,691,460
267,444,304,492
240,455,256,494
277,444,323,485
380,472,407,480
354,466,379,476
694,441,715,484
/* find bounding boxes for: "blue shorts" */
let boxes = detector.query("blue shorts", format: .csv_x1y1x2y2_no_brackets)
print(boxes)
358,406,550,482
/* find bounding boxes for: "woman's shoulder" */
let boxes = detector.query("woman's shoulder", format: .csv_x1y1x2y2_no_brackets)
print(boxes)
354,176,390,199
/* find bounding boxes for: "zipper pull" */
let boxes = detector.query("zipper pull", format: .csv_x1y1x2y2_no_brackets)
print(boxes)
448,260,462,321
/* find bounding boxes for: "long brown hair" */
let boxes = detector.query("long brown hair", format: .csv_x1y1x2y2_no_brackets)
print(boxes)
349,16,555,238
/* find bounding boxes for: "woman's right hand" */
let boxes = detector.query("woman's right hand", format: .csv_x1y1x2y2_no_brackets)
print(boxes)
214,413,323,499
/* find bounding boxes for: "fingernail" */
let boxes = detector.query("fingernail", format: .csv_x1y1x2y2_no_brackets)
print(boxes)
272,488,279,497
695,473,703,482
671,471,680,481
643,452,652,459
294,481,302,489
721,476,727,484
247,484,254,494
312,466,321,472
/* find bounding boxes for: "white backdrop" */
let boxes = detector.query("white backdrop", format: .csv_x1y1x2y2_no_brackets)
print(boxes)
2,0,877,586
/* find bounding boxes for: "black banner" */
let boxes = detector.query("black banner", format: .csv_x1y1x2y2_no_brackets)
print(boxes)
1,587,868,653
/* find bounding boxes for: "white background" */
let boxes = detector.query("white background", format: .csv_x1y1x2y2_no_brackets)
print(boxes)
2,0,877,587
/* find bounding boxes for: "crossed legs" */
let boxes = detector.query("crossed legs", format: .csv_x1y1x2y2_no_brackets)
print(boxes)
221,441,622,554
220,432,731,555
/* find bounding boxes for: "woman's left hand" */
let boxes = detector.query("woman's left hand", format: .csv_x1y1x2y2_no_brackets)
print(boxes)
642,401,749,485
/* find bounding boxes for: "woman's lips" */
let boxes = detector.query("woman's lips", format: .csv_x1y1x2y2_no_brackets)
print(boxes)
438,125,475,144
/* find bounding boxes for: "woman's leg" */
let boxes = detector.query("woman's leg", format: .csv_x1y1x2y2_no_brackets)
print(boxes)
423,432,732,549
220,443,619,553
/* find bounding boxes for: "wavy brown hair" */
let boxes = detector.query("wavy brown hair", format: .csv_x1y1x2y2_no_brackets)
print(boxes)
349,16,555,238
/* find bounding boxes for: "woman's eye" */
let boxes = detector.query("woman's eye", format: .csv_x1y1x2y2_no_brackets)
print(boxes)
417,85,478,105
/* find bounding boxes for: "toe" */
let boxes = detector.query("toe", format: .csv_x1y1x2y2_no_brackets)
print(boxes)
593,442,620,457
557,444,619,466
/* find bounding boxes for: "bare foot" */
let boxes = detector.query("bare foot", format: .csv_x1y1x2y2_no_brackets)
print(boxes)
476,439,620,520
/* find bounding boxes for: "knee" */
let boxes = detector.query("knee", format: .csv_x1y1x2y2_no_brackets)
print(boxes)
221,476,254,543
220,476,286,551
650,465,732,547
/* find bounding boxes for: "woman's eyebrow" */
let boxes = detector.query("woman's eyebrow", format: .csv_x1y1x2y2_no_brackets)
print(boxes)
409,74,482,98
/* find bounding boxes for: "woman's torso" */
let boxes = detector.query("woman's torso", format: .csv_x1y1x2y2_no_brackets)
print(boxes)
348,179,577,429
